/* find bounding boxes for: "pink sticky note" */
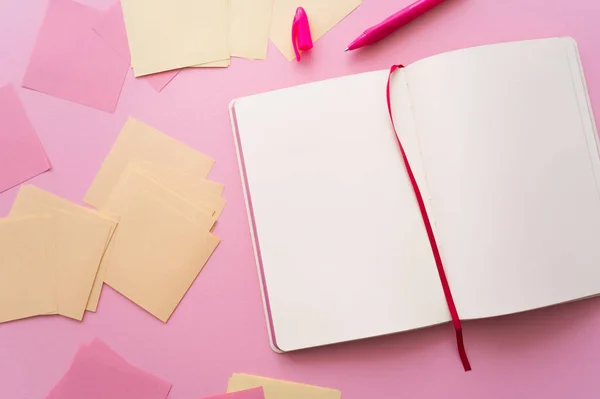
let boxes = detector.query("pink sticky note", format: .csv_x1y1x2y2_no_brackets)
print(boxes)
92,3,180,92
201,388,265,399
22,0,129,112
0,85,50,193
46,339,171,399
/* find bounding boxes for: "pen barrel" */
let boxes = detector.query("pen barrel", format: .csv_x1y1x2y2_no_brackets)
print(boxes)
378,0,447,35
347,0,447,50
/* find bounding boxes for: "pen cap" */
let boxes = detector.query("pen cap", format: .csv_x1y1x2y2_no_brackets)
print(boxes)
292,7,313,61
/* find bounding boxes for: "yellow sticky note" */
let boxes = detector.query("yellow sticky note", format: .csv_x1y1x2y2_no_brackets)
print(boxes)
124,162,226,219
11,209,114,321
101,190,220,322
122,0,230,76
227,374,341,399
105,165,216,231
230,0,273,60
270,0,362,61
193,59,231,68
85,117,214,209
0,217,57,323
10,185,118,313
130,161,224,197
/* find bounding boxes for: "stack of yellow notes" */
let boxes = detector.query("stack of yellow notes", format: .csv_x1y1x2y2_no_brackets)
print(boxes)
122,0,274,76
0,186,118,323
120,0,362,76
0,118,223,324
84,117,224,322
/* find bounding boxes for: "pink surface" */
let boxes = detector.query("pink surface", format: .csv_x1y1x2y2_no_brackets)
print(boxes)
202,388,264,399
1,0,600,398
0,85,50,193
46,339,171,399
92,3,180,92
22,0,129,112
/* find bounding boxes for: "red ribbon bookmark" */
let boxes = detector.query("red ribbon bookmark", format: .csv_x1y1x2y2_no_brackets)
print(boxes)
386,65,471,371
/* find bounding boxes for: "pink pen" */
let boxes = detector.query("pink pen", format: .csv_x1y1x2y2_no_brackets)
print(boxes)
345,0,448,51
292,7,313,61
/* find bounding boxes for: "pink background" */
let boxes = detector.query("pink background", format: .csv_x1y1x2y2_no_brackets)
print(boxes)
1,0,600,397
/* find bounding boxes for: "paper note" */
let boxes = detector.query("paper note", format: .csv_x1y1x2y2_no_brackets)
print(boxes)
270,0,362,61
227,374,341,399
230,0,273,59
92,167,216,309
9,185,118,312
0,217,57,323
46,339,171,399
84,117,214,209
0,85,50,193
105,165,215,230
131,161,224,197
10,186,116,320
22,0,129,112
121,0,230,76
92,3,179,92
101,190,220,322
124,162,226,219
192,59,231,68
202,388,265,399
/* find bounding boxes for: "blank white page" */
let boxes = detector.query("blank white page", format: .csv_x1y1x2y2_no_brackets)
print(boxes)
232,70,450,352
405,38,600,319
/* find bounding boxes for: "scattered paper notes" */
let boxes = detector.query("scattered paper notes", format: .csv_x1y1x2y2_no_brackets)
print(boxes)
0,85,50,193
270,0,362,61
100,188,219,322
92,3,180,92
22,0,129,112
10,186,118,319
84,117,214,209
105,165,216,230
84,117,225,321
46,339,171,399
202,388,265,399
230,0,273,60
121,0,230,76
227,374,341,399
0,217,57,323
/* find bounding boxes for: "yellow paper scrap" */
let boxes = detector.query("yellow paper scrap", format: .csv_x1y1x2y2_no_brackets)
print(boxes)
270,0,362,61
10,190,115,320
130,160,224,197
104,165,216,231
227,374,341,399
0,217,57,323
193,59,231,68
85,117,214,209
10,185,118,313
122,0,230,76
124,162,226,219
230,0,273,59
101,190,220,322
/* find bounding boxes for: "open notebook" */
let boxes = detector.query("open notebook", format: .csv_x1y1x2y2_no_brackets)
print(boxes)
230,38,600,355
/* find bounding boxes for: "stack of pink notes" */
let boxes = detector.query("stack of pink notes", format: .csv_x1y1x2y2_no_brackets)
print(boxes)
46,339,172,399
0,85,50,193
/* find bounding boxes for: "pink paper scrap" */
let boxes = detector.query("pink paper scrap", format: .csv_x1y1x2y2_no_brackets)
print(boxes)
92,2,180,92
0,85,50,193
46,339,172,399
22,0,130,112
201,387,265,399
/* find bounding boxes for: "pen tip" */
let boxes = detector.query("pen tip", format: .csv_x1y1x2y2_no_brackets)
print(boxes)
344,48,349,52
